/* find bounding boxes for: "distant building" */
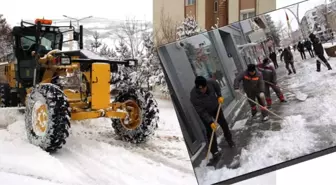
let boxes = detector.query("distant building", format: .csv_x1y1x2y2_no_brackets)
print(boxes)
302,3,335,40
153,0,276,46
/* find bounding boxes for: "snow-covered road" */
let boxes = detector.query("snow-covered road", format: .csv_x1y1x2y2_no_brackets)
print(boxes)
195,53,336,185
0,100,198,185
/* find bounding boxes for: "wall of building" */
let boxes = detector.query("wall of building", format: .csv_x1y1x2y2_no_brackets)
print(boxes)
228,0,239,24
256,0,276,15
153,0,185,46
240,0,256,10
197,0,207,30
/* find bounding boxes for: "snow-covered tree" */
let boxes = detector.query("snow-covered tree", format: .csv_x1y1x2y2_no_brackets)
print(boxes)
90,31,102,52
115,18,151,58
99,43,117,59
265,14,281,47
115,39,132,60
0,15,13,59
176,14,203,40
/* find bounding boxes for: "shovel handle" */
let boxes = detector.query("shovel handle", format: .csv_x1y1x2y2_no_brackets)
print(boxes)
238,91,284,120
205,103,222,162
264,80,295,94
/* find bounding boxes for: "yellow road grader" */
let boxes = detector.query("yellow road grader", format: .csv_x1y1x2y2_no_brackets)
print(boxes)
0,18,159,152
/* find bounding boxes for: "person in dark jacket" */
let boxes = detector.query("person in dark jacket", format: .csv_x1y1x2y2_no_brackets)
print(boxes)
297,41,306,60
233,64,269,121
280,47,296,75
257,58,287,108
309,33,332,71
190,76,235,162
269,50,278,69
304,39,314,58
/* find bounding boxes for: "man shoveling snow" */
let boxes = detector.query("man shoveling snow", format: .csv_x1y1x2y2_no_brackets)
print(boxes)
309,33,332,72
190,76,236,166
233,64,269,121
257,58,287,109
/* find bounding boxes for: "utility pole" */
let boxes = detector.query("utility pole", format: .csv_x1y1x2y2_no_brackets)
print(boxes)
285,4,304,39
62,15,93,50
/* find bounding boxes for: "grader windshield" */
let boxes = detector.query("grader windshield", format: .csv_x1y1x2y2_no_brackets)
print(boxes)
20,33,62,54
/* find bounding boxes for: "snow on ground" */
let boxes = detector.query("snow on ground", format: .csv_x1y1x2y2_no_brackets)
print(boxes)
194,54,336,185
0,99,198,185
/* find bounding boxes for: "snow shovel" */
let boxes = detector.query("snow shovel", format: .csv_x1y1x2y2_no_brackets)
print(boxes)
237,91,285,121
205,103,222,162
264,81,308,101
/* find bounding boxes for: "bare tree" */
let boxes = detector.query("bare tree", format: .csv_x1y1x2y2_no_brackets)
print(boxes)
275,20,287,38
90,31,102,52
315,4,331,35
153,7,180,47
115,18,151,58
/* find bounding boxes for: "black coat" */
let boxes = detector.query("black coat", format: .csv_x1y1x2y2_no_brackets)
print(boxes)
312,38,325,56
269,52,277,61
304,40,312,50
297,42,305,52
190,79,222,124
280,49,294,62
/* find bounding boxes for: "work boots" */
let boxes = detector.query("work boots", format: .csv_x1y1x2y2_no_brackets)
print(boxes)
327,63,332,70
316,62,321,72
227,140,236,148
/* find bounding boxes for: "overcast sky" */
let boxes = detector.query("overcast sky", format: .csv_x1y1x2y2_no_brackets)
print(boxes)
0,0,152,27
271,0,328,30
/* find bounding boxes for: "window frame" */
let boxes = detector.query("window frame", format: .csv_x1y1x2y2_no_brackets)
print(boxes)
185,0,196,6
214,0,218,13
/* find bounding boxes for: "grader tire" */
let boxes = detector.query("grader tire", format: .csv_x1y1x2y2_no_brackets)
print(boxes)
111,87,159,144
25,83,71,152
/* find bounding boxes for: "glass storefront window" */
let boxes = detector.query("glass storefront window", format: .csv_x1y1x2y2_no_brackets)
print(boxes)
183,32,234,108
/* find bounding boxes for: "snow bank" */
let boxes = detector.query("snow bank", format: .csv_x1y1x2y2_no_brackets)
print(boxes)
0,98,196,185
0,171,63,185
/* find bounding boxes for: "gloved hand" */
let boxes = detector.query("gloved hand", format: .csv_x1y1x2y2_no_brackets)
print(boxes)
218,96,224,104
210,123,217,130
259,92,265,99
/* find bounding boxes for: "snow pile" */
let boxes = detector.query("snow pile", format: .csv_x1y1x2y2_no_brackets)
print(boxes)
194,115,317,185
0,99,196,185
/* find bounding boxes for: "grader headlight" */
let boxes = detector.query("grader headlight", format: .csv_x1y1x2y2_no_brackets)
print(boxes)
60,56,71,65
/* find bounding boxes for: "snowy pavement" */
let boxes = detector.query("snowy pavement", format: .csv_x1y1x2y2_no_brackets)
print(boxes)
194,52,336,185
0,99,198,185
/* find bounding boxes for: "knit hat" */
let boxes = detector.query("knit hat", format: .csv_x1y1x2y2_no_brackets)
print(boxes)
195,76,207,88
247,64,256,72
309,33,316,41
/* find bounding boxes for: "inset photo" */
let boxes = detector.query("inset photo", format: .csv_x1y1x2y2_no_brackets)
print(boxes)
157,0,336,184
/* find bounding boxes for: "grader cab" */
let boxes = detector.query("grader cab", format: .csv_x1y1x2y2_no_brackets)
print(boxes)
0,18,159,152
